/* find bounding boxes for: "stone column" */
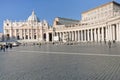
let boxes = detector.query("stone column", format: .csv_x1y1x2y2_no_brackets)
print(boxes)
14,29,17,39
45,27,48,42
75,31,77,41
77,31,78,42
109,25,112,41
41,28,43,41
117,23,120,41
94,29,97,42
87,29,89,41
105,26,108,41
9,29,12,38
28,29,30,40
37,28,40,41
112,25,115,41
31,29,33,40
84,30,86,42
63,32,65,42
21,29,23,40
78,31,79,41
118,23,120,41
91,29,93,41
101,27,104,41
81,30,83,41
72,31,74,41
98,28,100,42
107,25,110,41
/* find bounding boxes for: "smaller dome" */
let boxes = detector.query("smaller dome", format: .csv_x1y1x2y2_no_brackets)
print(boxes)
27,11,40,22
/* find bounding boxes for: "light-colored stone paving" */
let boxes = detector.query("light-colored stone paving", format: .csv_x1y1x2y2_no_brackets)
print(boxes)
0,43,120,80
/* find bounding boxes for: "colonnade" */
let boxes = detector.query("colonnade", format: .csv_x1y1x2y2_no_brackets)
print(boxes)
51,23,120,42
6,23,120,43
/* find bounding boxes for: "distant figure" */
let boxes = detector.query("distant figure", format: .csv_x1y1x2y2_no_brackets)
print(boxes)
53,42,55,45
33,43,35,46
3,45,6,52
6,45,8,50
9,44,13,49
108,40,111,48
113,40,116,43
39,43,41,47
23,43,25,46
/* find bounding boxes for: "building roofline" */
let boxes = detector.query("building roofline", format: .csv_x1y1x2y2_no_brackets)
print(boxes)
82,1,120,14
57,17,79,22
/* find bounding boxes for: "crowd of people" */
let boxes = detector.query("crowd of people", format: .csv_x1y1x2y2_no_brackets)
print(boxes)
0,43,13,52
0,40,115,52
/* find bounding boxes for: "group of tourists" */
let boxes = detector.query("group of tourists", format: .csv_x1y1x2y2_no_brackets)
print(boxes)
0,43,12,52
107,40,116,48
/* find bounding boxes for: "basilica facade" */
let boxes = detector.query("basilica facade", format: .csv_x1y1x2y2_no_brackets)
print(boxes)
3,1,120,43
3,11,49,42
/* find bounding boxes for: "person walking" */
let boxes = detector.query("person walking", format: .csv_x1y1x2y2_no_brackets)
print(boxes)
108,40,111,48
9,43,13,49
39,43,41,47
6,44,8,50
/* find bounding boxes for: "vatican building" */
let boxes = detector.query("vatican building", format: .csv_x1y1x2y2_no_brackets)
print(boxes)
3,11,49,43
3,1,120,43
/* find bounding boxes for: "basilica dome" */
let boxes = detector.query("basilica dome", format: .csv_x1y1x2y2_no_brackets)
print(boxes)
27,11,40,22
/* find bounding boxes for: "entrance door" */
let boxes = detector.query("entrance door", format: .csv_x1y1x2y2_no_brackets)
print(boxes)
49,33,52,41
43,33,46,41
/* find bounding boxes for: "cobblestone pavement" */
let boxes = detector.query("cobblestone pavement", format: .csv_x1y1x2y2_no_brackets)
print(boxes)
0,42,120,80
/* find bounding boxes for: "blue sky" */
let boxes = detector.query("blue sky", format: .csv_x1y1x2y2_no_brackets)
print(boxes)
0,0,119,32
